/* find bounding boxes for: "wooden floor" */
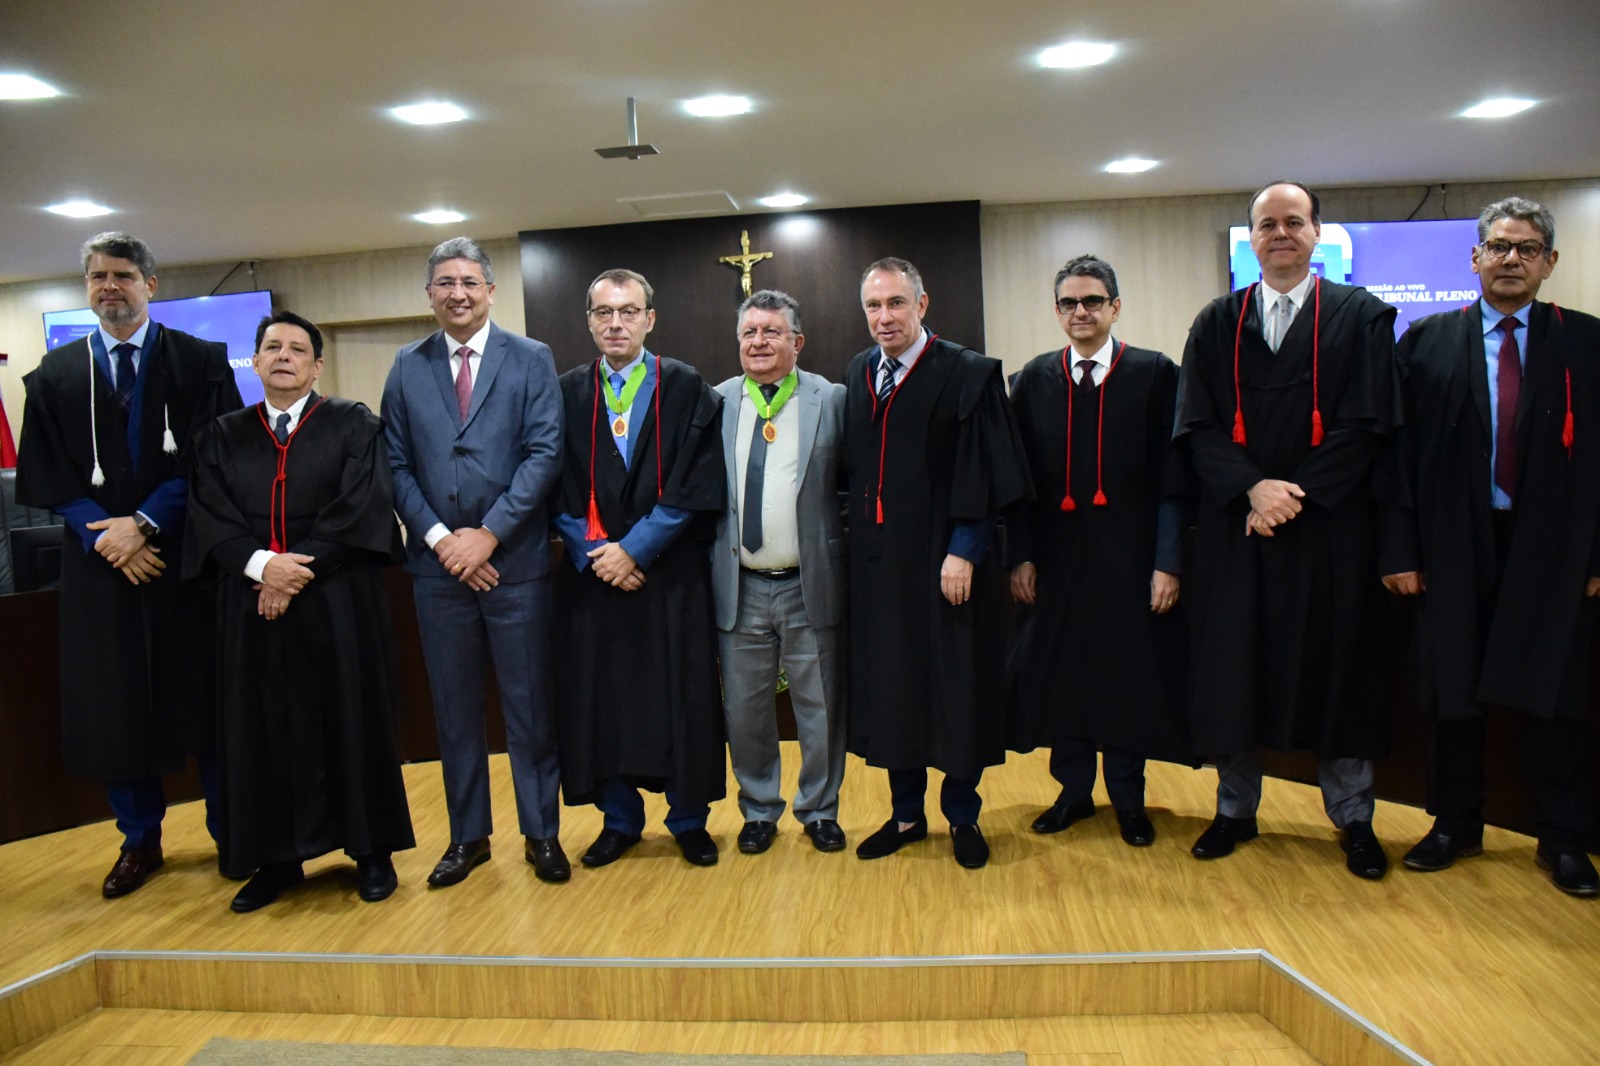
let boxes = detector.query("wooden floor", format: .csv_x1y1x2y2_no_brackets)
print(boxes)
1,749,1596,1064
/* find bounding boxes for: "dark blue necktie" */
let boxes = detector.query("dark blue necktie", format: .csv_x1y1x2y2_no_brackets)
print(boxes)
741,383,779,553
274,411,291,445
113,343,137,412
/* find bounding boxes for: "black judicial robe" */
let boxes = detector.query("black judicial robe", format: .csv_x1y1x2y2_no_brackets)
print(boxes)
184,395,414,877
1004,345,1191,764
551,357,728,807
1175,282,1398,758
842,337,1031,780
15,326,241,780
1382,301,1600,723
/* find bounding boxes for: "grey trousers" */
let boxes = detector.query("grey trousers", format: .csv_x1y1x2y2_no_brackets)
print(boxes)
718,571,846,825
1215,751,1375,828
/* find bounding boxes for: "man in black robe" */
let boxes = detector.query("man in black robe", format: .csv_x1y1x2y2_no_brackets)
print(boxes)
185,312,414,912
551,269,727,868
1006,255,1189,849
16,232,241,898
1176,182,1398,879
1381,197,1600,896
844,257,1030,869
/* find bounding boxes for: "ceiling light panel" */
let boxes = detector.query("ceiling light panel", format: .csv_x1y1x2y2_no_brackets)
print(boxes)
414,209,465,224
0,73,61,99
684,95,751,117
1104,158,1158,173
1460,97,1536,119
1038,42,1116,69
46,200,113,218
759,193,808,208
390,101,468,125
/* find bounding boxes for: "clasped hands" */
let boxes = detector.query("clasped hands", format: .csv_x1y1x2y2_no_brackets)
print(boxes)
587,541,645,591
437,527,500,592
1244,478,1305,538
88,515,163,585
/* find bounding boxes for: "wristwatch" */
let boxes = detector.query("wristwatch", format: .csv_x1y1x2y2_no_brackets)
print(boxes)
133,513,158,540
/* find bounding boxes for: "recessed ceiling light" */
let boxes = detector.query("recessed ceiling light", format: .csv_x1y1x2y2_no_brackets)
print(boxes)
46,200,113,218
1038,42,1116,69
1104,158,1158,174
0,73,61,99
390,101,468,125
684,95,751,118
414,209,465,224
1460,97,1536,119
759,193,808,208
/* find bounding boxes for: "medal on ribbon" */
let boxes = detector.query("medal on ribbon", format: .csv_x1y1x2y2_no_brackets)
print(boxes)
744,370,798,444
602,361,648,439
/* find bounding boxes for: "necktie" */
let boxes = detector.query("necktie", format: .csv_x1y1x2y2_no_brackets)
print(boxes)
1267,294,1293,352
877,356,901,405
1495,316,1521,501
1076,359,1098,389
742,383,779,554
113,343,137,411
274,411,290,445
454,346,474,422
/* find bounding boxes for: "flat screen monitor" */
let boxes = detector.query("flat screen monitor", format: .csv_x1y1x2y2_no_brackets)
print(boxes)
1228,219,1481,337
9,525,63,593
42,290,275,407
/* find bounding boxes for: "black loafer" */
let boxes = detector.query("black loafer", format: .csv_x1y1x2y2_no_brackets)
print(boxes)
1031,798,1096,835
1402,825,1483,872
803,819,846,852
230,861,304,913
1191,814,1259,859
737,820,778,854
524,837,571,883
855,817,928,859
1340,820,1389,880
674,828,719,866
355,856,398,902
1116,809,1156,847
427,839,490,887
581,828,642,868
950,824,990,868
1536,844,1600,897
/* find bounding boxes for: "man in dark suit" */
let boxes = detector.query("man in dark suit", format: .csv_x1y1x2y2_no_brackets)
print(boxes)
711,290,848,856
381,237,567,887
1381,197,1600,897
16,231,241,897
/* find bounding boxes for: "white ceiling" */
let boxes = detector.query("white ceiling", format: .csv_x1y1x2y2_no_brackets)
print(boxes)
2,0,1597,284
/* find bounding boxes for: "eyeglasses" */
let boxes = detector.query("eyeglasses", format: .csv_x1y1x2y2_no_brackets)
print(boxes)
588,305,646,323
738,327,793,343
1480,239,1547,261
430,278,487,292
1056,295,1112,313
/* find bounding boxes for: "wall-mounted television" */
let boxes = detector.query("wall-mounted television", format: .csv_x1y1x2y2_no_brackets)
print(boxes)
43,290,275,407
1228,218,1481,337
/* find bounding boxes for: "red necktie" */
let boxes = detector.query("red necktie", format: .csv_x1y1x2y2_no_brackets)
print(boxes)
455,346,474,422
1494,317,1520,501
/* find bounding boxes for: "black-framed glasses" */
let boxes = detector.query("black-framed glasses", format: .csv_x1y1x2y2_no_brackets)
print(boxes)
588,305,646,323
1056,295,1111,313
1480,239,1547,261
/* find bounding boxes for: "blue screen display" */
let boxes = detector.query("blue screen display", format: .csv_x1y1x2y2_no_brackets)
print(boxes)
1228,219,1482,337
43,290,275,406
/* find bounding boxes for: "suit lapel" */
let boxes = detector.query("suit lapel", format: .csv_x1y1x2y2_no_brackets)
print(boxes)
796,374,821,488
1463,303,1492,441
467,326,507,430
1514,301,1548,436
428,331,461,430
720,378,742,507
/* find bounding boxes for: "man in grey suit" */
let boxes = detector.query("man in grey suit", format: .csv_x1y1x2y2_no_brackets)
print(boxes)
381,237,568,886
712,290,849,855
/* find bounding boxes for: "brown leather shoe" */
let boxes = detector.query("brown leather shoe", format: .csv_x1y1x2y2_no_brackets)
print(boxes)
102,847,164,898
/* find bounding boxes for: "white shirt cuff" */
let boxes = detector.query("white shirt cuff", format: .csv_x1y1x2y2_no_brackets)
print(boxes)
423,523,451,549
245,550,276,583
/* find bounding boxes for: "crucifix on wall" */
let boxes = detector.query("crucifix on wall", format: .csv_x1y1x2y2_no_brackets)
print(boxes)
717,229,773,297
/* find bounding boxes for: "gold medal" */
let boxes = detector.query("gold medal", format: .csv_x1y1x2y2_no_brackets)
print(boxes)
611,414,628,437
762,421,777,444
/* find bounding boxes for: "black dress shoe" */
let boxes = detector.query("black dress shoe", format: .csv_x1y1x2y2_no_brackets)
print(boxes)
355,855,398,902
737,820,778,854
1340,820,1389,880
524,837,571,883
1536,844,1600,897
581,828,642,867
102,847,164,899
950,824,990,868
427,839,491,887
230,861,304,913
1402,825,1483,872
1191,814,1258,859
674,828,719,866
803,819,846,852
855,817,928,859
1031,798,1095,835
1116,809,1156,847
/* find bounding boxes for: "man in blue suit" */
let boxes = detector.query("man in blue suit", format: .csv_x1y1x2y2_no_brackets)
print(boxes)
381,237,567,886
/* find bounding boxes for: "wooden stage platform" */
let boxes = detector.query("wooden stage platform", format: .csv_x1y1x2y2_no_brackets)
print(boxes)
1,750,1595,1064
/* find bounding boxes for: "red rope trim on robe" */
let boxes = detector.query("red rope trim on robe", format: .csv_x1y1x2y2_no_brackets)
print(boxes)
1555,304,1574,456
1058,341,1126,510
1233,279,1324,447
1231,284,1255,445
865,334,937,524
254,397,324,553
586,356,666,540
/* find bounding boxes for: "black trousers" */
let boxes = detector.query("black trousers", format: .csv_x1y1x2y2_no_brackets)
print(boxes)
1048,739,1146,812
